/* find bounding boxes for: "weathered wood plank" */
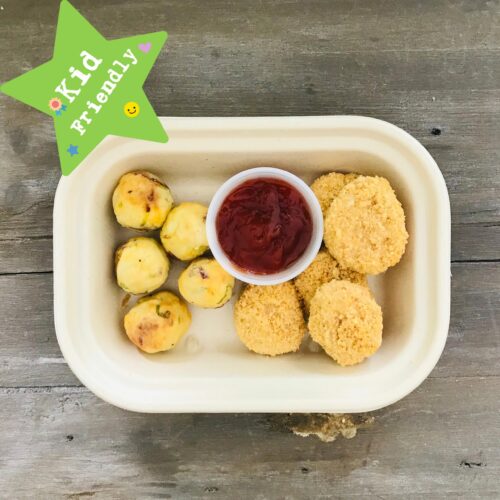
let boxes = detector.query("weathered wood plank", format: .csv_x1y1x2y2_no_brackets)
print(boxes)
1,91,499,241
431,262,500,378
2,91,499,219
0,0,499,497
0,377,498,498
0,237,53,274
1,0,499,241
0,223,498,275
1,263,498,387
2,0,500,60
0,272,80,387
451,223,500,263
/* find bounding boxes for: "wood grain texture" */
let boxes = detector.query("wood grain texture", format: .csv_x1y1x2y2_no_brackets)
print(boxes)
0,377,499,499
0,237,53,274
0,0,499,497
1,263,498,387
0,223,498,275
1,94,500,241
1,1,500,242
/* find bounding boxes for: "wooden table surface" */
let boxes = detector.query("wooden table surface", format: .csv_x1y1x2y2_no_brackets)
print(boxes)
1,0,499,498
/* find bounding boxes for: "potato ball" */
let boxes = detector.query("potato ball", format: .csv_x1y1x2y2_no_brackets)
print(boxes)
124,291,191,353
160,202,209,261
234,283,306,356
178,258,235,308
308,280,383,366
324,176,408,274
294,249,367,313
115,237,169,294
310,172,358,216
112,171,174,230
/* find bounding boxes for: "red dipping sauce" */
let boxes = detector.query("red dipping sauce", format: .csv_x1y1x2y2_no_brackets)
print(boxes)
216,178,313,274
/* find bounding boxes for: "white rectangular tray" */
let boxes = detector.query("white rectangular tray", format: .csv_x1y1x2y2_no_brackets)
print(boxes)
53,116,450,413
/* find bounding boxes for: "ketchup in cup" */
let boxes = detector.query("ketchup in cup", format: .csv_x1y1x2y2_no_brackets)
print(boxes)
215,178,313,274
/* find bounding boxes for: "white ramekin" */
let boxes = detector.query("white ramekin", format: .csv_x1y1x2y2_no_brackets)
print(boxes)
206,167,324,285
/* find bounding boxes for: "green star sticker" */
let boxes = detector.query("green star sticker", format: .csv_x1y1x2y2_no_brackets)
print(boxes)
1,0,168,175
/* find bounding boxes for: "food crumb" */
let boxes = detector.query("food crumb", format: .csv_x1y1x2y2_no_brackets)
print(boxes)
269,413,374,443
305,336,321,353
185,336,202,354
121,293,131,308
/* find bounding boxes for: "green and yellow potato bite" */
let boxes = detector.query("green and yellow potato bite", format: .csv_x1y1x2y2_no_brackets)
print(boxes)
160,202,209,260
112,171,174,230
124,291,191,353
115,237,169,294
178,258,235,308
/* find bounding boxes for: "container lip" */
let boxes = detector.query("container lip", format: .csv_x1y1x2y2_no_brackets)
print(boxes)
53,116,451,413
206,167,324,285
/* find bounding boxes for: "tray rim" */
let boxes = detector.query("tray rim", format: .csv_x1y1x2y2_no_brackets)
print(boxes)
53,115,451,413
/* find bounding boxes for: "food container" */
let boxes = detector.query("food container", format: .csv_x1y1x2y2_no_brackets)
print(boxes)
206,167,324,285
53,116,451,413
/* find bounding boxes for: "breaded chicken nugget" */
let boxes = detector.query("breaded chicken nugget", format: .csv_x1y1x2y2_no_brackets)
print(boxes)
310,172,358,216
294,249,367,313
338,266,368,287
309,280,382,366
324,176,408,274
234,283,306,356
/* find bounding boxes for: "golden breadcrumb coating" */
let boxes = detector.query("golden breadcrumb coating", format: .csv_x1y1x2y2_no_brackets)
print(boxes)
294,249,367,312
324,176,408,274
308,280,383,366
234,282,306,356
338,266,368,287
310,172,359,216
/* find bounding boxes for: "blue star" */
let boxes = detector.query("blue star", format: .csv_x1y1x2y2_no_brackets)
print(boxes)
67,144,79,156
55,110,62,116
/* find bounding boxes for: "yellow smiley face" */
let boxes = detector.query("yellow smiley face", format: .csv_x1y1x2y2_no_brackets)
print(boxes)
124,101,140,118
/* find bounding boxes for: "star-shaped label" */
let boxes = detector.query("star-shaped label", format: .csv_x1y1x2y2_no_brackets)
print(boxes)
1,0,168,175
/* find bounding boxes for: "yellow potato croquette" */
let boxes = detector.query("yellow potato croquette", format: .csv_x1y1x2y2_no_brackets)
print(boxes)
115,237,169,295
178,258,235,308
310,172,358,216
124,291,191,353
160,202,209,261
324,176,408,274
234,283,306,356
112,171,173,230
294,249,367,312
308,280,383,366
